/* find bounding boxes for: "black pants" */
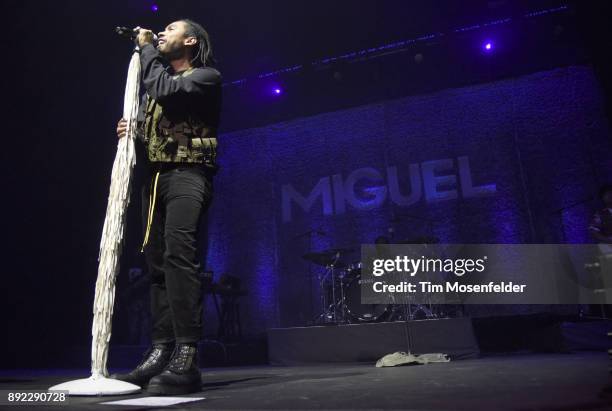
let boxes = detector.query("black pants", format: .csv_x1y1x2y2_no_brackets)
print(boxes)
141,164,213,344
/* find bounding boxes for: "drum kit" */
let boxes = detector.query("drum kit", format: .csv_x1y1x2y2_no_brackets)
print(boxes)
302,237,446,325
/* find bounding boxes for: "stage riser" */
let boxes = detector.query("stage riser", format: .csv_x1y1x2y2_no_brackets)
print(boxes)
267,318,479,365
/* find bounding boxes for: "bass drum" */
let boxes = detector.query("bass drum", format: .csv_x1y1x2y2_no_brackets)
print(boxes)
343,274,390,323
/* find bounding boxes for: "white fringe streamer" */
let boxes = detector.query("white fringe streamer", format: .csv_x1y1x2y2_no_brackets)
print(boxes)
91,49,141,377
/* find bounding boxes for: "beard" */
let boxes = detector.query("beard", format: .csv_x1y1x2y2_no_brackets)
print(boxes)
158,42,186,62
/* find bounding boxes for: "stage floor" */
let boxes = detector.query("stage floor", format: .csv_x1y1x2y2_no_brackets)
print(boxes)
0,352,610,410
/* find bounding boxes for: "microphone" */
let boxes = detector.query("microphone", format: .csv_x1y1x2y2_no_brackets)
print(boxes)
115,26,158,43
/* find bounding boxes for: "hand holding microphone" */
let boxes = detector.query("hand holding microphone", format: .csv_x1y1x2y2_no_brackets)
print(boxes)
115,26,158,47
135,27,156,47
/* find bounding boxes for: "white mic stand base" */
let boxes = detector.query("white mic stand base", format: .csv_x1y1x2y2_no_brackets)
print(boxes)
49,374,141,396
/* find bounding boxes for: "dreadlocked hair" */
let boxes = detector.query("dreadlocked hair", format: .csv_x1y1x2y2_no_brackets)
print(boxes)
181,19,216,67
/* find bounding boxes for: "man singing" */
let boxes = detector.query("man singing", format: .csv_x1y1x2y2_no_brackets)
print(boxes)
112,19,221,395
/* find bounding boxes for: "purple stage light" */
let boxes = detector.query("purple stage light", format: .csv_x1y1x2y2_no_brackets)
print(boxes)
151,4,159,12
483,41,493,51
273,88,282,95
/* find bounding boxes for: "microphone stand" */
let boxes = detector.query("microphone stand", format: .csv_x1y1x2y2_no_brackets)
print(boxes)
49,42,142,396
293,229,327,325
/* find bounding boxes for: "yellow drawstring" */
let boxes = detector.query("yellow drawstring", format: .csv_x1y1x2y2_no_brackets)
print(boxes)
141,171,160,252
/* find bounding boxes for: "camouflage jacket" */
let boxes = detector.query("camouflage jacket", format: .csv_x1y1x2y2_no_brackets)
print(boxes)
137,44,222,172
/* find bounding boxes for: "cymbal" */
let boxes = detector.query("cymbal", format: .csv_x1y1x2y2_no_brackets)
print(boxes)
398,236,440,244
325,247,357,254
302,250,352,268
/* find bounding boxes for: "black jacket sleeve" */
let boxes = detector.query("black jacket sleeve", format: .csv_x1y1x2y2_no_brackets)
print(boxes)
139,43,221,104
135,93,147,141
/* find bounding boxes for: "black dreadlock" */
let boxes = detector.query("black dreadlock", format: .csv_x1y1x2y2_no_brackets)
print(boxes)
181,19,215,67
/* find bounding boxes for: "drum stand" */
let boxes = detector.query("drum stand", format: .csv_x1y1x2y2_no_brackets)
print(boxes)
388,270,437,321
315,255,347,324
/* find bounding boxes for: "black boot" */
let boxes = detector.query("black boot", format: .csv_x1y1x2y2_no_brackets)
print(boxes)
110,343,174,388
147,343,202,395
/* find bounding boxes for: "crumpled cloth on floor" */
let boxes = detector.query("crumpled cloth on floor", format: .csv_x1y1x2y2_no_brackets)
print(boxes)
375,352,450,367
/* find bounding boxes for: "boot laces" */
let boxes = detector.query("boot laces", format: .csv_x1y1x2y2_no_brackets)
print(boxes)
138,345,169,369
167,344,195,372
